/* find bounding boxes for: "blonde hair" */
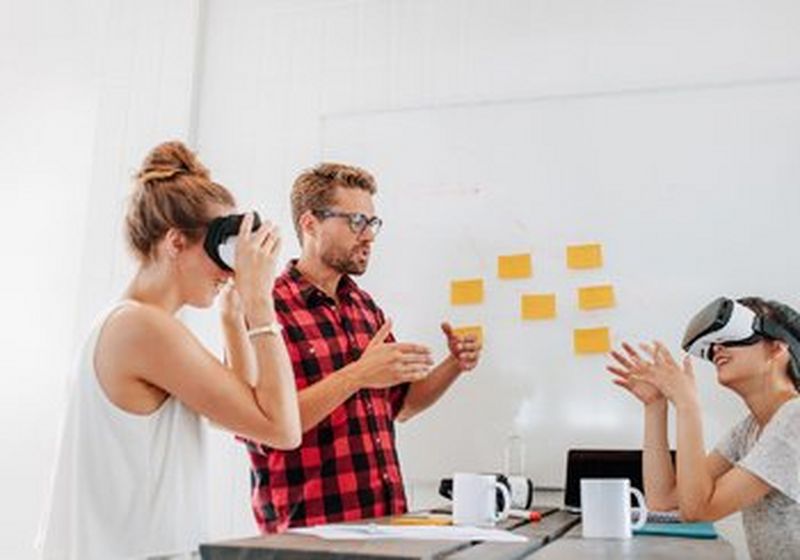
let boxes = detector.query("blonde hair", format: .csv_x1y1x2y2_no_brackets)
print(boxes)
125,141,235,260
290,162,377,244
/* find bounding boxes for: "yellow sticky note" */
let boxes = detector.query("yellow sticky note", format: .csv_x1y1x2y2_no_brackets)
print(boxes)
453,325,484,344
450,279,484,305
574,327,611,354
498,253,532,279
578,284,616,310
521,294,557,320
567,244,603,269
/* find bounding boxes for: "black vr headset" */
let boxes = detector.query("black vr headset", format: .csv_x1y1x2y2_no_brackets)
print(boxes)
681,297,800,380
203,212,262,272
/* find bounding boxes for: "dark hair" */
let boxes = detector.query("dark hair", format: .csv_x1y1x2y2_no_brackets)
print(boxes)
738,297,800,387
290,162,377,244
125,141,236,261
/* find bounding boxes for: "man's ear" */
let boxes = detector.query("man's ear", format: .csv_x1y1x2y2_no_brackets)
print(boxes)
163,228,189,259
298,211,318,246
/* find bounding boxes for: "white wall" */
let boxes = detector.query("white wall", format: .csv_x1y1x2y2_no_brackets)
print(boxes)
1,2,103,556
192,0,800,546
0,0,202,557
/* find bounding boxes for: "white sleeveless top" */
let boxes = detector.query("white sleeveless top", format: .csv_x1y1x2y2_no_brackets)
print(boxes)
37,301,207,560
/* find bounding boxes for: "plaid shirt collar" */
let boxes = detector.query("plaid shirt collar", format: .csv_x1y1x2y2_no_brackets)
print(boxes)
284,259,360,306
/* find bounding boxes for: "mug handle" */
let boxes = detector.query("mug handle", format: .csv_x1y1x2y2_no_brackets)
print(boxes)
494,482,511,522
630,487,648,530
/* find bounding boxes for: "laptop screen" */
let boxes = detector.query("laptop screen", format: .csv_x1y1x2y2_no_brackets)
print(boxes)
564,449,676,510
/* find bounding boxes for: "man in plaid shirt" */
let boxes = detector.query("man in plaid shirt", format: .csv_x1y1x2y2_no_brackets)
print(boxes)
241,163,482,532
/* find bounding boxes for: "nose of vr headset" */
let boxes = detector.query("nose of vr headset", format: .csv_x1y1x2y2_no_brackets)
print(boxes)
204,212,262,272
681,297,761,361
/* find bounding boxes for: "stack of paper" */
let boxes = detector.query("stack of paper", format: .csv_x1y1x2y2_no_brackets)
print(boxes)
289,523,528,542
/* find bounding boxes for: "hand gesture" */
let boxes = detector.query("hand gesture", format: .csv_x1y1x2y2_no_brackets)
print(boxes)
634,341,698,406
607,342,665,405
355,320,434,389
441,322,482,372
234,213,281,312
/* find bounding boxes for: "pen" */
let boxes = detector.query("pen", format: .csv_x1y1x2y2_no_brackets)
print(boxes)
509,509,542,522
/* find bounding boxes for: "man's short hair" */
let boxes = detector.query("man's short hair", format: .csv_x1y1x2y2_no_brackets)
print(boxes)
291,162,377,244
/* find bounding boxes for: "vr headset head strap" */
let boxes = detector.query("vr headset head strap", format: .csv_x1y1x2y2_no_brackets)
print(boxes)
754,316,800,388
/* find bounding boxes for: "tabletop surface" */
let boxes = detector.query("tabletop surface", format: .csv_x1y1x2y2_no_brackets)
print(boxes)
199,505,735,560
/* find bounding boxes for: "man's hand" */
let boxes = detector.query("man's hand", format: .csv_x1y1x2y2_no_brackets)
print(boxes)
353,320,434,389
441,322,482,373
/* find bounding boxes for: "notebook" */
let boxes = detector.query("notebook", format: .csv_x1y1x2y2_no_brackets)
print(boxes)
634,522,718,539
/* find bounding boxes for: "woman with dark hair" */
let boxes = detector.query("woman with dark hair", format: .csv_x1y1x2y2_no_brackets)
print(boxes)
37,141,301,559
608,297,800,559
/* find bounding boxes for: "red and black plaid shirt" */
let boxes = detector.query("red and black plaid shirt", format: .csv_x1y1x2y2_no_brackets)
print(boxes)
242,261,410,532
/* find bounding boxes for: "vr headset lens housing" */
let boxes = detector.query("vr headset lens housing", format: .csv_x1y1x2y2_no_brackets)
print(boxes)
203,212,262,272
681,298,763,361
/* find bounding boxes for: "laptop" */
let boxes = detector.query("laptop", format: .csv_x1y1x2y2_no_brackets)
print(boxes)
564,449,676,513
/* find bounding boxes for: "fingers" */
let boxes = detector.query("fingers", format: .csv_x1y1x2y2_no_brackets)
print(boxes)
682,354,695,376
606,365,630,379
399,352,435,367
653,341,678,368
441,322,454,338
456,351,480,363
609,349,635,370
268,231,282,258
457,337,480,350
638,342,657,360
390,359,432,383
453,338,481,358
238,211,254,240
391,342,432,355
400,366,431,382
622,342,644,363
612,377,633,391
251,220,277,249
367,320,393,348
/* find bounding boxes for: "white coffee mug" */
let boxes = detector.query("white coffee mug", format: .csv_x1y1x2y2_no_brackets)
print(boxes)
453,473,511,526
580,478,647,539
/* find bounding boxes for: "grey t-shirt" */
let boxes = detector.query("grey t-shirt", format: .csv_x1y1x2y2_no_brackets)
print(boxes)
714,398,800,560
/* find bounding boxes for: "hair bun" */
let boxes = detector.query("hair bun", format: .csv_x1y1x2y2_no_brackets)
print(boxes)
136,140,209,184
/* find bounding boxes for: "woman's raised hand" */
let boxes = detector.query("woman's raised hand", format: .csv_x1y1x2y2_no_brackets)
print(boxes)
233,212,281,319
607,342,665,405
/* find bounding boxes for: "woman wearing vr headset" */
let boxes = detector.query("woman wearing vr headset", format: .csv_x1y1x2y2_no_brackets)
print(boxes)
37,141,301,559
608,297,800,559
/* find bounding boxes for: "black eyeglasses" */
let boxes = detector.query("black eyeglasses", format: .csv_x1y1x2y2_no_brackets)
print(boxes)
312,208,383,236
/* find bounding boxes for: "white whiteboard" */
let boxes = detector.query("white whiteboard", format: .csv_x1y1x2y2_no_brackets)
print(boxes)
320,81,800,487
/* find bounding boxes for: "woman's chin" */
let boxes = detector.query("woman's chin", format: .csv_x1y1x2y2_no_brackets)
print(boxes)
716,367,737,388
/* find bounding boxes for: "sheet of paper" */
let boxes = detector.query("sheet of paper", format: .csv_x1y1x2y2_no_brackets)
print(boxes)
521,293,557,320
288,523,528,542
574,326,611,354
497,253,532,279
453,325,484,344
450,279,484,305
567,243,603,269
578,284,615,310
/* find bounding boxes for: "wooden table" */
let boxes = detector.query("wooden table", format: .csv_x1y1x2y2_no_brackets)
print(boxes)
199,505,734,560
